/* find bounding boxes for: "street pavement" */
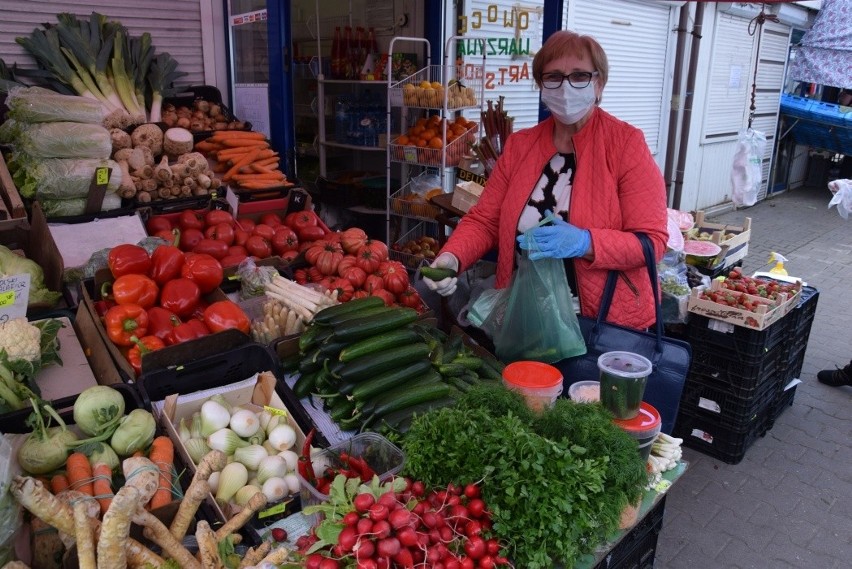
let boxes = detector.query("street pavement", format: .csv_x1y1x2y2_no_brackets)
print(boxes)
655,184,852,568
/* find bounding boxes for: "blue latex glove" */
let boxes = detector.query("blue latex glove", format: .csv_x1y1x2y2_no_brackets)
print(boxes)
517,213,591,260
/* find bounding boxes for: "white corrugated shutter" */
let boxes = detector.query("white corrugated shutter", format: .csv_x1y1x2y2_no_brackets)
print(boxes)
0,0,205,87
566,0,675,158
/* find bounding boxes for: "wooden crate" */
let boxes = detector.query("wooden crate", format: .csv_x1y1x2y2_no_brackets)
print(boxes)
0,151,27,229
687,279,801,331
692,211,751,269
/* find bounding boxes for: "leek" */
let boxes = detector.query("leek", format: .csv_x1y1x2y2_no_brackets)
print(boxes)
147,52,186,123
129,32,154,118
111,27,145,121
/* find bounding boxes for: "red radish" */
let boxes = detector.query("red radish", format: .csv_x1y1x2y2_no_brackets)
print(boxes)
353,539,375,560
376,537,400,557
396,527,418,548
356,560,378,569
305,554,324,569
463,484,480,499
343,511,360,526
368,503,389,522
388,508,414,530
371,519,391,539
319,558,340,569
353,493,375,513
337,527,358,552
356,517,373,535
464,536,486,559
271,527,287,542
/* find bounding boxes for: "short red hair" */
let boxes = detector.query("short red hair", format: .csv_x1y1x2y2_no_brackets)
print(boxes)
533,30,609,88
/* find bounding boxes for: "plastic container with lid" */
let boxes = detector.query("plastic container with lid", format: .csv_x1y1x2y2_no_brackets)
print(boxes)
501,361,563,412
567,380,601,403
613,401,662,462
598,351,652,419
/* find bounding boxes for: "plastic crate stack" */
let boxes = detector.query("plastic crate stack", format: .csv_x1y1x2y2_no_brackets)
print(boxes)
592,497,667,569
675,312,791,464
769,285,819,424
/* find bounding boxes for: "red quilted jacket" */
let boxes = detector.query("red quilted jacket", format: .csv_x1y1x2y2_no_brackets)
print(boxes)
442,108,668,329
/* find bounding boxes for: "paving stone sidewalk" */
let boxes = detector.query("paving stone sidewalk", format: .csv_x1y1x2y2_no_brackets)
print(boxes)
655,186,852,568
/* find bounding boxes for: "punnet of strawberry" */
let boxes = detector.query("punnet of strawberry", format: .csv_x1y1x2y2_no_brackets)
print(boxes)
296,476,511,568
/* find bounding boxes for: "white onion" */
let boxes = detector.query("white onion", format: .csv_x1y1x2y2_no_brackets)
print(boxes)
267,424,296,451
216,462,248,504
278,450,299,472
200,400,231,437
234,485,262,506
262,476,289,502
207,428,249,455
257,455,288,485
284,473,301,494
208,471,221,494
230,409,261,438
233,445,268,470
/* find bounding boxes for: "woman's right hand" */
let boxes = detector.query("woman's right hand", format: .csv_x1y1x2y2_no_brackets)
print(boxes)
423,253,459,297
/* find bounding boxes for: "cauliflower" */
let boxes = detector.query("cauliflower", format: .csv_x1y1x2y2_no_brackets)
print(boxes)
0,318,42,363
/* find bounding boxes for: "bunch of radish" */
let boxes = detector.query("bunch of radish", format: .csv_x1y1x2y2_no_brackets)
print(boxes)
297,479,510,569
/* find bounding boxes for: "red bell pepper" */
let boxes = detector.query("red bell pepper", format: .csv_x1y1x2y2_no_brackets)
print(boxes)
107,244,151,278
181,253,224,294
108,274,159,309
104,304,149,347
150,233,186,286
127,335,166,376
159,278,201,319
169,318,210,344
147,306,181,344
203,300,251,335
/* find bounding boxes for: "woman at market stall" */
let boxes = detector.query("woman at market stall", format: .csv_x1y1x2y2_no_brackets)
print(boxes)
423,29,668,331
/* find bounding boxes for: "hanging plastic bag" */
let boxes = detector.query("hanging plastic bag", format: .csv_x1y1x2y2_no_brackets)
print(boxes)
730,128,767,207
492,217,587,364
827,179,852,220
236,257,278,299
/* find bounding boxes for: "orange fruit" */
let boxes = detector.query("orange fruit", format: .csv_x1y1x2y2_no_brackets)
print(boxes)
416,117,427,127
397,135,410,145
421,129,437,140
411,125,425,136
415,138,427,148
428,136,443,149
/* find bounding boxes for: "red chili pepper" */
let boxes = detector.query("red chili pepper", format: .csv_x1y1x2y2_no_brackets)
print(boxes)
104,304,149,346
159,278,201,319
169,318,210,344
298,428,316,484
150,233,186,286
127,335,166,376
348,456,376,480
108,274,159,309
181,253,224,294
107,244,152,278
147,306,181,344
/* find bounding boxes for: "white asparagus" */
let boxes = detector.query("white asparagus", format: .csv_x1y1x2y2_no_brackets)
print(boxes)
265,282,320,311
73,502,97,569
283,308,299,335
271,275,325,303
97,485,140,569
265,291,314,321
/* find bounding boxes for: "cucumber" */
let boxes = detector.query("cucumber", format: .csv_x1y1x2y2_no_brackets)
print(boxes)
368,382,453,420
437,363,468,377
299,324,333,353
479,356,505,381
298,347,323,374
440,334,464,364
325,305,396,327
317,339,349,359
420,266,458,280
338,328,421,362
452,356,483,371
350,360,435,401
328,397,358,422
279,352,302,374
377,396,457,428
312,296,386,325
292,370,319,399
336,343,432,383
332,307,419,343
359,372,446,415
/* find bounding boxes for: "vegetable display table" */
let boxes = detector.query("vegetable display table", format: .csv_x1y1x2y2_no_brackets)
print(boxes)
576,461,687,569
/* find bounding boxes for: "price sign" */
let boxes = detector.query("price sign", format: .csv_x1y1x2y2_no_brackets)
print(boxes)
95,167,110,186
0,274,30,322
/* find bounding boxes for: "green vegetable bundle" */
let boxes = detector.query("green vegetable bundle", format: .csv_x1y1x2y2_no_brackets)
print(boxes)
39,191,123,218
13,121,111,159
13,157,122,199
0,245,61,307
402,387,649,568
5,86,107,124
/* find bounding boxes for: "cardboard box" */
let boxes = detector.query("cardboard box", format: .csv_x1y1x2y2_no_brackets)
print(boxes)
153,372,306,539
34,316,99,400
691,212,752,270
0,202,65,315
48,209,148,275
451,180,485,213
687,279,801,331
0,151,27,229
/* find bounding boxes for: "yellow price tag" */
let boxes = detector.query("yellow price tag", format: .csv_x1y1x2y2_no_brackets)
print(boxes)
95,167,109,186
264,406,288,417
258,498,292,519
0,290,14,307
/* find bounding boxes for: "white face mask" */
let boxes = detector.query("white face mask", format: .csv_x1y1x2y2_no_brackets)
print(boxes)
541,82,596,125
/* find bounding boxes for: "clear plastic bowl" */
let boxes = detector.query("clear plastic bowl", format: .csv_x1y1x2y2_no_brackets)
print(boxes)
568,380,601,403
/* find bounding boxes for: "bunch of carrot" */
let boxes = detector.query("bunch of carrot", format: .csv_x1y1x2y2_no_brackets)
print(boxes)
44,437,175,517
195,130,296,191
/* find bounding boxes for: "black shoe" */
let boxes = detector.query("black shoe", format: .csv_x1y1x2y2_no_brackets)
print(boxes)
817,361,852,387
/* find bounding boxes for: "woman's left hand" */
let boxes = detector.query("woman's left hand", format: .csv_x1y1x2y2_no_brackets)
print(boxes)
518,216,591,260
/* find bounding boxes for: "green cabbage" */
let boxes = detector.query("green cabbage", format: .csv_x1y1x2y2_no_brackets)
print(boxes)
16,157,122,199
13,121,111,159
5,87,106,124
0,245,61,307
40,192,123,217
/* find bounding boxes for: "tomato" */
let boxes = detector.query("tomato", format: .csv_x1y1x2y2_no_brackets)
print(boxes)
146,215,172,235
219,254,248,268
204,209,233,228
285,210,319,230
271,226,299,255
227,245,247,257
234,228,250,247
371,288,396,306
205,222,235,246
298,225,327,242
380,261,409,295
181,253,224,293
178,209,204,231
260,212,283,227
305,241,344,275
203,300,251,334
359,238,389,263
235,217,256,232
327,277,354,302
340,227,368,254
364,274,384,293
357,249,383,275
337,255,357,276
178,227,204,252
281,250,299,263
397,287,422,310
341,265,367,289
245,235,272,258
193,238,229,260
159,278,201,318
252,223,276,241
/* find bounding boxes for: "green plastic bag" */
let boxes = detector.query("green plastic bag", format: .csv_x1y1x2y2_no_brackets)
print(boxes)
493,220,586,364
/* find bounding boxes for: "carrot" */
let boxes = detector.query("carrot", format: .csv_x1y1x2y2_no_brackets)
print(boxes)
253,157,280,168
250,163,277,174
92,462,114,516
50,474,70,494
239,181,292,190
66,452,95,496
194,140,219,153
132,450,145,458
223,148,262,181
209,130,267,140
232,172,285,181
148,436,174,511
220,138,270,148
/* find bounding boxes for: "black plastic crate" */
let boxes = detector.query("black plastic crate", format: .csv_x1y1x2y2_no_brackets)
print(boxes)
785,285,818,340
770,383,798,423
778,343,807,385
678,372,781,432
595,496,666,569
674,404,772,464
688,342,784,398
316,172,388,209
0,382,142,433
687,313,789,364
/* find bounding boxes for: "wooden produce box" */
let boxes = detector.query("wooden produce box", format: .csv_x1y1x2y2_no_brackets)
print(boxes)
73,298,124,386
451,180,485,214
153,372,306,542
0,151,27,229
692,211,752,270
687,279,801,331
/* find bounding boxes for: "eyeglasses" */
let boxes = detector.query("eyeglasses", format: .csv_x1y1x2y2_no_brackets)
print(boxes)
540,71,599,89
